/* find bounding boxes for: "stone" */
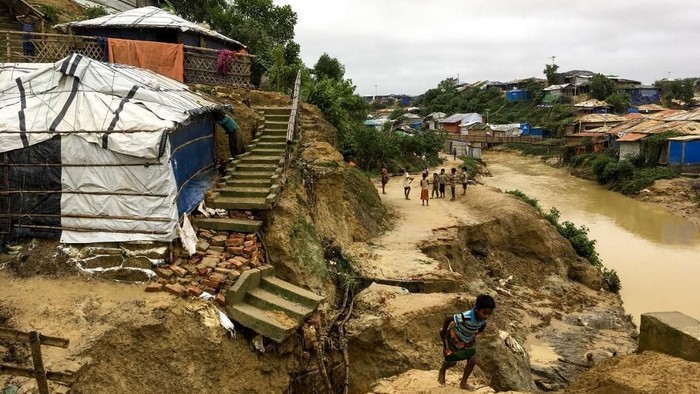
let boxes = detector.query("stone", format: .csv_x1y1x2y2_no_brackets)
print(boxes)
199,230,215,240
228,270,241,281
216,293,226,306
155,268,174,280
176,278,191,286
164,284,187,297
123,256,152,270
210,235,228,247
214,267,232,275
209,246,225,253
79,247,122,259
145,283,163,292
196,240,210,252
81,255,123,269
121,243,168,259
639,312,700,362
202,257,219,268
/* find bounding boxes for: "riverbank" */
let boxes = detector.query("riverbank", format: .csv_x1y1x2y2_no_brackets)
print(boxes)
482,151,700,326
344,154,636,392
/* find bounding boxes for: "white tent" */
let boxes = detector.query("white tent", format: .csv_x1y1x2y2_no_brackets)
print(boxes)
0,55,223,243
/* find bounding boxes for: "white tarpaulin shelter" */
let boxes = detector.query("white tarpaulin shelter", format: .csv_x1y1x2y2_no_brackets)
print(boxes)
56,6,246,48
0,54,223,243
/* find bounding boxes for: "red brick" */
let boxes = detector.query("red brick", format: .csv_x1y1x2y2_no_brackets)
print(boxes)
145,283,163,292
226,238,244,247
210,273,227,283
196,266,209,276
243,240,255,247
230,260,244,269
201,286,217,295
201,279,220,289
243,246,255,257
214,267,232,275
245,234,256,241
227,246,244,255
209,235,228,247
216,293,226,306
187,286,203,297
164,284,187,297
170,265,188,278
155,268,174,280
228,270,241,281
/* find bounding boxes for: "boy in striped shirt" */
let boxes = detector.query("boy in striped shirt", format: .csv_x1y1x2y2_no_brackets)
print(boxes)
438,294,496,390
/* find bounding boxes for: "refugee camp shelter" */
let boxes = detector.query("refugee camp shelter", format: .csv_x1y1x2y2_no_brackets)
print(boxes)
0,55,224,242
668,136,700,171
58,6,246,51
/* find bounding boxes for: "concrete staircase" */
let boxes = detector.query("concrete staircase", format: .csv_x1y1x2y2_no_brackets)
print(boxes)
226,266,324,343
209,107,292,212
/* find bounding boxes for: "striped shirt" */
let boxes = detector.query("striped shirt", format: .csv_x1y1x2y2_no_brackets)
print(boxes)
449,174,457,187
453,308,487,343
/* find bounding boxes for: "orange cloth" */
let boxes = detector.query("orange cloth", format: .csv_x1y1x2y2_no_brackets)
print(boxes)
108,38,184,82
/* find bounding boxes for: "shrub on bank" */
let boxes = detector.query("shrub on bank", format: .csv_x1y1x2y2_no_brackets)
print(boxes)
506,190,621,293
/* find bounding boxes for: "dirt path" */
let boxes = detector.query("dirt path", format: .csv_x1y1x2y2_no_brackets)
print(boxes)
349,156,478,280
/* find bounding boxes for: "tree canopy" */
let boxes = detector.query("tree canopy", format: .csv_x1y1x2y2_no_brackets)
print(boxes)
543,64,563,85
313,53,346,81
655,79,697,108
590,74,617,101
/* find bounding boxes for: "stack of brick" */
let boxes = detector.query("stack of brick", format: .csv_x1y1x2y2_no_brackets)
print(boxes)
145,229,266,306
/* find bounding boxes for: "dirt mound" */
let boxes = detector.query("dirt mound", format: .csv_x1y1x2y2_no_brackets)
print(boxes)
635,178,700,226
346,284,535,393
565,351,700,394
369,369,528,394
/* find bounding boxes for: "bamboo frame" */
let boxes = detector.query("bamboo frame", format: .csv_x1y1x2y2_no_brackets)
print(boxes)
0,328,73,394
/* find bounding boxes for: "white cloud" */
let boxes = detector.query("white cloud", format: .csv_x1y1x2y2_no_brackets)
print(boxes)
274,0,700,95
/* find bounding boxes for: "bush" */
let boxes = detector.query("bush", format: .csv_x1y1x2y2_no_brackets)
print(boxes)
84,6,109,19
603,268,622,293
39,5,60,23
460,156,483,178
506,189,542,212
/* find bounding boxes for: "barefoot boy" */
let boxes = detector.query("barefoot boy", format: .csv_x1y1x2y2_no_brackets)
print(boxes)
438,295,496,390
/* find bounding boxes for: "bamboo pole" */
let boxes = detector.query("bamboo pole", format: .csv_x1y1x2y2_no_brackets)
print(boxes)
0,365,74,383
0,328,69,348
29,332,49,394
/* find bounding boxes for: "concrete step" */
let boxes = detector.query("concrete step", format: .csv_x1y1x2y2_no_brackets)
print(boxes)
238,155,283,164
246,288,314,321
265,114,290,122
256,107,292,115
259,135,287,142
210,197,270,210
226,179,274,188
261,277,325,309
261,128,288,136
218,186,271,198
226,171,276,180
228,303,296,343
264,121,289,130
193,217,262,233
256,141,287,149
235,163,279,172
249,148,285,156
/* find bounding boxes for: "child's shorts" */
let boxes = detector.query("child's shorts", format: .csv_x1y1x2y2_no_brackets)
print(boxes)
442,323,477,362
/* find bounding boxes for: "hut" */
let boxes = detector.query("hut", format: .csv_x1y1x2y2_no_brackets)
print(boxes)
0,55,223,242
668,136,700,172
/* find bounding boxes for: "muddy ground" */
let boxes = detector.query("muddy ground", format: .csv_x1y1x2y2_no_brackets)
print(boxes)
634,177,700,226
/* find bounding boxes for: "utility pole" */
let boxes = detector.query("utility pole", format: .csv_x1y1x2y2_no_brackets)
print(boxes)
374,84,378,101
549,55,556,66
667,71,671,80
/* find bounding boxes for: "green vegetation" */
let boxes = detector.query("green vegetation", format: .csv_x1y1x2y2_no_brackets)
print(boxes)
590,73,617,101
291,216,328,280
38,5,60,23
655,78,697,108
506,190,621,293
84,6,109,19
459,156,483,177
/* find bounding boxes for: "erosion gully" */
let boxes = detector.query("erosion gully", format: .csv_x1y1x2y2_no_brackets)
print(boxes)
482,151,700,325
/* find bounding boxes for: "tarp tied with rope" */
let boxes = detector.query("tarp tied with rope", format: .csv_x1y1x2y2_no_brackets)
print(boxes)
0,55,225,243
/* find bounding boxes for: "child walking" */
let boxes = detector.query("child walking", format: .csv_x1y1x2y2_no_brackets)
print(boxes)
460,167,469,195
420,173,430,206
438,295,496,390
449,168,457,201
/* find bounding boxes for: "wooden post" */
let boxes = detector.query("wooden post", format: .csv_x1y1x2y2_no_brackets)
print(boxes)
29,331,50,394
6,33,10,62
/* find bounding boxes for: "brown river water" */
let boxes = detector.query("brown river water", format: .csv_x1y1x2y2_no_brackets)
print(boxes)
482,151,700,325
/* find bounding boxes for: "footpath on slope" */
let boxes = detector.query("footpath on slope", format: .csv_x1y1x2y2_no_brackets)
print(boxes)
346,154,638,393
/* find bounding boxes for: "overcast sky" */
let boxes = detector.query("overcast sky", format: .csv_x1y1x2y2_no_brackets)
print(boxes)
273,0,700,96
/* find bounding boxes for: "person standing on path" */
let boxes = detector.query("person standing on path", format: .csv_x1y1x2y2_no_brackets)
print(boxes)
460,167,469,195
421,154,428,172
453,147,457,161
438,168,447,198
403,169,414,200
381,164,389,195
420,173,430,206
431,173,439,199
449,168,457,201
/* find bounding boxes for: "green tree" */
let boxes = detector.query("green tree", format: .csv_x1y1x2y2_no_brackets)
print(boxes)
313,53,345,81
543,64,563,85
605,92,631,114
590,74,617,101
389,108,405,120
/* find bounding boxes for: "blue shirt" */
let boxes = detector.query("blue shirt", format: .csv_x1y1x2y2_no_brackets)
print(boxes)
453,308,487,343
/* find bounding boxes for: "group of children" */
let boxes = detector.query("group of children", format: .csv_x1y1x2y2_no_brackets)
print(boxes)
408,167,470,206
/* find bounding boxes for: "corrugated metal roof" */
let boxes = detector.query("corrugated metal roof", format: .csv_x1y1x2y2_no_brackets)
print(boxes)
637,104,667,112
609,119,700,136
439,113,482,125
568,132,607,138
574,99,610,108
617,133,648,142
57,6,245,48
577,113,628,123
668,135,700,141
544,83,571,91
662,109,700,122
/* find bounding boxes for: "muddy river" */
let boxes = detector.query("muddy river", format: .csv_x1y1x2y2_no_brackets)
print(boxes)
482,151,700,325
